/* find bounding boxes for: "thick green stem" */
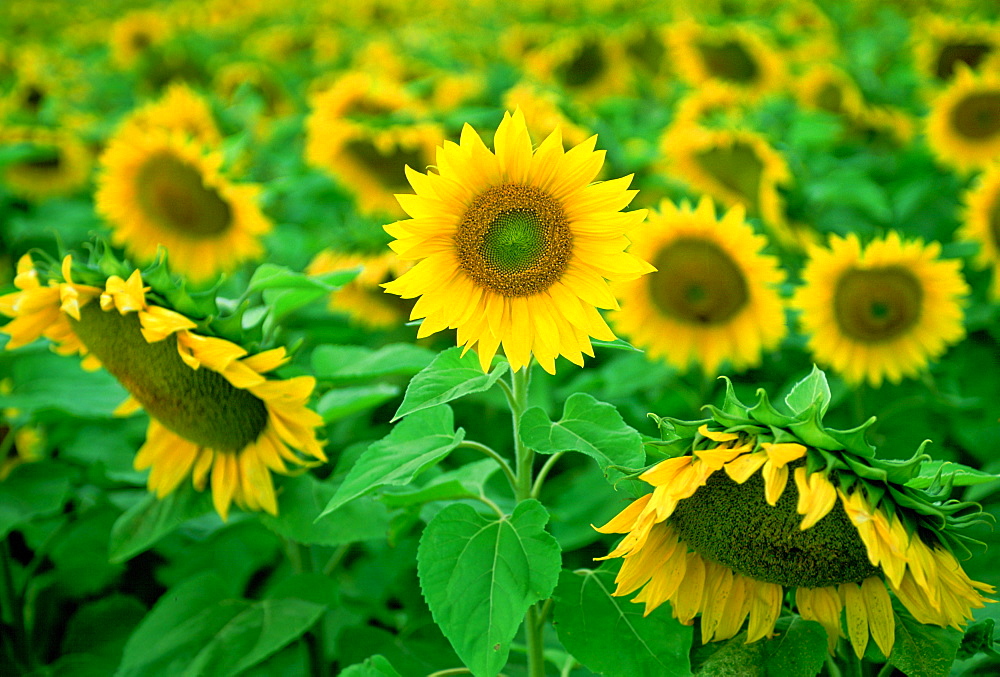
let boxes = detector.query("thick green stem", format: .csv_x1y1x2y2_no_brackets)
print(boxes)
525,604,546,677
290,542,328,677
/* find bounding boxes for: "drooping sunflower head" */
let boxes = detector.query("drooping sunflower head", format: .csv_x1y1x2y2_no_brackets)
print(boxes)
383,108,655,374
597,369,993,656
959,164,1000,299
925,66,1000,173
668,21,785,99
793,232,967,387
912,15,1000,86
0,250,325,519
95,126,271,282
611,197,786,375
0,126,93,201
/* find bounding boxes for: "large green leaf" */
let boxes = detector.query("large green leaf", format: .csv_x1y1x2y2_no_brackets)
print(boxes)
692,616,826,677
518,393,644,481
380,459,500,509
316,384,400,422
553,566,692,677
108,481,214,563
319,405,465,518
889,604,963,677
393,346,508,421
311,344,435,382
417,500,561,677
0,348,127,417
0,460,75,538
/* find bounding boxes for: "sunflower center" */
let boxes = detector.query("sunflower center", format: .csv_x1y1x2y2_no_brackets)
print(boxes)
344,139,423,193
834,267,923,343
935,43,992,80
649,238,749,325
696,39,760,84
627,29,666,73
69,303,268,453
949,91,1000,139
455,184,572,297
671,463,879,587
136,152,233,238
558,39,606,88
693,142,763,211
816,82,844,114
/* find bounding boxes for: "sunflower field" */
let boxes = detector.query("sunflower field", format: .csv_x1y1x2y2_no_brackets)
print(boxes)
2,0,1000,675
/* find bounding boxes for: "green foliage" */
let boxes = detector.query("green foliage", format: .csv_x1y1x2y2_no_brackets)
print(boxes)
692,617,827,677
393,346,509,420
311,344,435,383
0,461,75,538
339,655,402,677
109,482,213,563
889,604,963,677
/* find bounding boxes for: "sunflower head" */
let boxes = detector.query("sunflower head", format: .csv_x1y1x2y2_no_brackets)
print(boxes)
598,368,993,657
925,65,1000,173
959,164,1000,299
913,15,1000,85
0,126,93,201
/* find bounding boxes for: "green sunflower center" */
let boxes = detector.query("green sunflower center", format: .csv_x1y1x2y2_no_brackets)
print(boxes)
557,39,606,88
344,138,424,194
70,303,268,453
136,153,233,238
649,238,749,325
693,142,764,212
949,91,1000,139
696,39,760,84
834,266,923,343
671,462,879,587
455,184,572,297
935,43,992,80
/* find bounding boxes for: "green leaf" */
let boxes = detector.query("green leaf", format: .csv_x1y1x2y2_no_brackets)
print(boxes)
393,346,509,421
340,655,402,677
0,460,75,538
590,337,644,352
417,500,561,677
784,366,832,417
260,474,391,546
0,347,128,418
889,603,963,677
248,263,358,292
957,618,996,659
905,460,999,490
62,594,148,664
518,393,644,482
316,384,400,422
319,405,465,518
311,344,435,382
380,459,499,509
759,617,827,676
108,481,214,563
552,566,692,677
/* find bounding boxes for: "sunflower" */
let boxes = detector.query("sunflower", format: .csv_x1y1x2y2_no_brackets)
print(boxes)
118,82,222,147
382,109,655,374
0,127,93,201
792,232,967,387
0,253,325,519
795,64,865,119
502,82,593,150
110,10,172,69
959,164,1000,299
850,104,917,146
775,0,838,63
597,376,993,657
95,126,271,282
925,66,1000,173
306,250,413,330
912,15,1000,85
524,29,632,102
611,197,785,375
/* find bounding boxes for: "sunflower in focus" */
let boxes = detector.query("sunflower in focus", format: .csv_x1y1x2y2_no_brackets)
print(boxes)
597,377,993,657
119,82,222,147
668,22,785,100
913,15,1000,86
0,253,325,519
95,126,271,282
611,197,786,375
0,127,93,201
925,66,1000,173
110,10,172,69
793,232,967,387
307,250,413,330
959,164,1000,299
383,109,655,374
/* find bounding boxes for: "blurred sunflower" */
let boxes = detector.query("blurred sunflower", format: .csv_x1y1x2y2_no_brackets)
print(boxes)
503,82,593,150
110,9,172,69
95,127,270,282
119,82,222,146
524,30,631,102
851,104,916,146
925,66,1000,173
611,197,785,375
959,164,1000,299
775,0,838,63
796,64,865,118
0,379,43,481
598,378,993,656
793,232,967,387
912,15,1000,85
668,22,785,99
306,250,413,330
0,127,93,201
383,109,654,374
0,254,325,519
666,83,753,132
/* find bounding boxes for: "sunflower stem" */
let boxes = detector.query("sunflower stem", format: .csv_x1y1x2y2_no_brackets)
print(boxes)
457,440,518,494
290,541,329,677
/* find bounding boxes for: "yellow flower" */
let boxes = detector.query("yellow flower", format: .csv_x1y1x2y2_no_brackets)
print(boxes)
912,14,1000,86
306,250,413,330
110,10,172,69
0,126,92,201
383,109,655,374
925,66,1000,173
0,255,325,519
795,63,865,118
959,163,1000,299
610,197,786,375
95,126,271,282
523,29,632,103
502,82,593,150
793,232,968,387
118,82,222,147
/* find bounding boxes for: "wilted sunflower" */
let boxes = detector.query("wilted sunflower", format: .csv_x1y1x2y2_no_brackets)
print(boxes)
95,126,271,282
597,372,993,657
0,127,92,201
383,109,655,374
912,15,1000,85
668,21,785,99
925,66,1000,173
793,232,967,387
306,250,412,330
119,82,222,146
0,253,325,519
611,197,785,375
959,164,1000,299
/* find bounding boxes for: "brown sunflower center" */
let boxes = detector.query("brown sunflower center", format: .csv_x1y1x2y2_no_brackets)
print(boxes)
557,39,606,88
949,91,1000,139
455,184,572,297
136,152,233,238
696,39,760,84
344,138,423,193
649,238,749,325
935,43,993,80
671,462,879,587
693,142,764,211
69,303,268,453
834,266,923,343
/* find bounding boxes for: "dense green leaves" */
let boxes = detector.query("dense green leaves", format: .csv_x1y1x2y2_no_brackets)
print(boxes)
393,346,509,420
109,482,213,563
417,500,561,677
0,460,75,538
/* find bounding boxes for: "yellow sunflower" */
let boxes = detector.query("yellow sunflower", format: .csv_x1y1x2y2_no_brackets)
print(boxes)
666,83,753,133
306,250,413,330
95,126,271,282
795,63,865,119
611,197,786,375
912,15,1000,86
959,163,1000,299
925,66,1000,173
110,10,172,69
383,109,655,374
524,29,632,103
118,82,222,147
775,0,839,63
0,127,93,201
792,232,968,387
0,254,325,519
502,82,593,150
598,384,993,657
850,104,917,146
